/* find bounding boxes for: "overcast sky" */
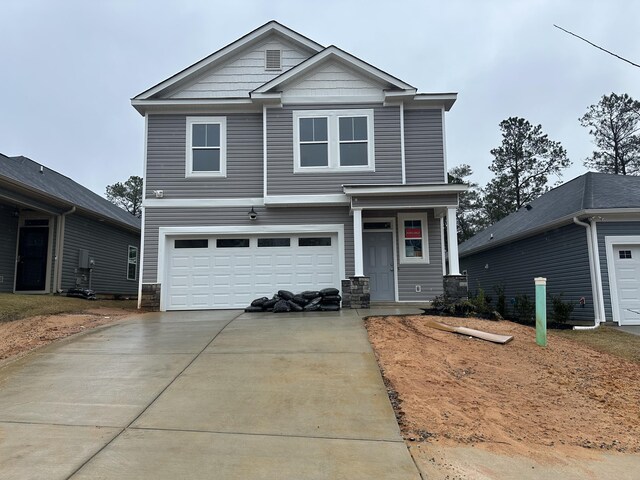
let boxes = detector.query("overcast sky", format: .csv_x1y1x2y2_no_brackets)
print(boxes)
2,0,639,196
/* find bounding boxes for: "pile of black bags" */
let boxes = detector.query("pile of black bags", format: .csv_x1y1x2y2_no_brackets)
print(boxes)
245,288,342,313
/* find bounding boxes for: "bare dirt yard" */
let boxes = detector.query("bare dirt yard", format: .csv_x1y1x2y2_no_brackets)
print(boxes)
365,315,640,480
0,304,140,362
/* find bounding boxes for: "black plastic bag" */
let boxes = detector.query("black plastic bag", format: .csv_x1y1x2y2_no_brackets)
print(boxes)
273,299,291,313
291,295,308,306
319,288,340,297
263,298,279,309
288,300,304,312
244,306,264,312
301,290,321,300
321,295,342,304
251,297,269,307
320,304,340,311
277,290,295,301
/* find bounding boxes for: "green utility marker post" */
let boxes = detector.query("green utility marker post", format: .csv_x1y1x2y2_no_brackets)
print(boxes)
535,277,547,347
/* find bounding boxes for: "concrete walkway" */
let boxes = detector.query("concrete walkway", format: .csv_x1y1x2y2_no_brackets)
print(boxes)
0,309,421,479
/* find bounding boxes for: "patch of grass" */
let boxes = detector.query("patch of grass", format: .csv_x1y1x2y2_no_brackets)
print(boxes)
0,294,138,323
554,326,640,364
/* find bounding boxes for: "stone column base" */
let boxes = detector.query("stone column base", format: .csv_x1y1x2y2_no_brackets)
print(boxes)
443,275,468,302
141,283,161,310
342,276,370,309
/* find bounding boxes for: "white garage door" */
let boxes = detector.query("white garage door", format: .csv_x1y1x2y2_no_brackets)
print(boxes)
612,244,640,325
165,233,340,310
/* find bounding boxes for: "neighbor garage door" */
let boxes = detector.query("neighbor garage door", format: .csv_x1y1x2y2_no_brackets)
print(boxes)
612,244,640,325
165,233,340,310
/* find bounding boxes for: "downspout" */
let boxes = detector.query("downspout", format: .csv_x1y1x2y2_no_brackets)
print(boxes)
590,219,607,322
572,216,601,330
54,206,76,293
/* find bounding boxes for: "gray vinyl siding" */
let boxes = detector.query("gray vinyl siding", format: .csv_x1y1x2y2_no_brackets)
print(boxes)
352,193,457,209
460,224,594,322
0,203,19,292
146,113,263,199
266,104,402,195
363,209,444,301
596,220,640,321
404,109,446,183
61,213,140,295
143,206,354,284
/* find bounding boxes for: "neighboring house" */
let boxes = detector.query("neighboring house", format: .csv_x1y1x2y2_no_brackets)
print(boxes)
132,21,465,311
0,154,141,297
459,172,640,326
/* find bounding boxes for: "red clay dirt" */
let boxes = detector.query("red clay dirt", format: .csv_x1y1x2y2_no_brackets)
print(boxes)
365,315,640,468
0,307,139,361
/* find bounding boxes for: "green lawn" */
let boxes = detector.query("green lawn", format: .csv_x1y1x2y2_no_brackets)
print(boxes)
0,293,138,323
554,326,640,364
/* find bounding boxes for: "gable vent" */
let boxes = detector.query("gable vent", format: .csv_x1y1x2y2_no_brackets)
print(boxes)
265,49,282,70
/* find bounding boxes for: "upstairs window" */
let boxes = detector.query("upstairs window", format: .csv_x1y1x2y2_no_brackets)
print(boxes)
186,116,227,177
293,109,374,172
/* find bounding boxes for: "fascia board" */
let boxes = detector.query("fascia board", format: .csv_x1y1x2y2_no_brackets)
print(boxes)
343,184,468,196
133,21,324,101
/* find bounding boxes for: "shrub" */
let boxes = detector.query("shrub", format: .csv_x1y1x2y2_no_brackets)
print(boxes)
494,283,506,317
513,294,535,324
552,294,574,324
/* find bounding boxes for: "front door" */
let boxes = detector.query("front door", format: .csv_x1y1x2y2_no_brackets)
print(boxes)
364,232,395,301
15,227,49,291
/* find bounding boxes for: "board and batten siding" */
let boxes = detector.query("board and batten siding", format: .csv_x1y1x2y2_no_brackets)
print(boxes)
142,206,354,284
61,214,140,295
168,37,313,99
363,209,444,301
0,204,19,292
404,109,446,183
596,220,640,321
460,224,594,322
146,114,263,199
266,104,402,196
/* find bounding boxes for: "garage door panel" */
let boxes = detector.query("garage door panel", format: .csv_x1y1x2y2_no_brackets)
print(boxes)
166,233,340,310
612,243,640,325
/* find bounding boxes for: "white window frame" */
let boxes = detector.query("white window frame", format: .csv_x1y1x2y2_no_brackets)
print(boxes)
127,245,138,281
398,213,429,264
185,116,227,178
293,109,375,173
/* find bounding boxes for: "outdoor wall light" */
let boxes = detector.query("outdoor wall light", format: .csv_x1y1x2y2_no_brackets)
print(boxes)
248,207,258,221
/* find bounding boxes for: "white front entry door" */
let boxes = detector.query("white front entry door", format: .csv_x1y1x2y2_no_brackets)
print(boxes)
165,233,340,310
611,244,640,325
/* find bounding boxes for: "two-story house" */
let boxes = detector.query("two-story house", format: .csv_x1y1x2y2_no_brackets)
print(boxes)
132,21,465,311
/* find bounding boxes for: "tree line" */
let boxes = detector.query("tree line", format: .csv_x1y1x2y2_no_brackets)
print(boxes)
453,92,640,242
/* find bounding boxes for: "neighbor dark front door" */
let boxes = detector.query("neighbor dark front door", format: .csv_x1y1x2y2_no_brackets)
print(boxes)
15,227,49,291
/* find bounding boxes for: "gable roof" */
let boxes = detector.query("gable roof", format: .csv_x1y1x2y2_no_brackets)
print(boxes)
459,172,640,257
133,20,324,101
251,45,416,97
0,154,140,231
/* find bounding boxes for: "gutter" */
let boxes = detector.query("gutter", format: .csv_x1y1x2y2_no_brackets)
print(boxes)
53,206,76,293
572,216,602,330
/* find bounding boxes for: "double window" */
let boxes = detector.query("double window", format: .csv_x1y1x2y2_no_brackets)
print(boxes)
293,109,374,172
186,116,227,177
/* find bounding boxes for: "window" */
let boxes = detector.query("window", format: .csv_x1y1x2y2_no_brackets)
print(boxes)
127,246,138,281
186,116,227,177
299,237,332,247
619,250,632,259
293,109,374,172
398,214,428,263
258,238,291,247
363,222,391,230
175,239,208,249
216,238,250,248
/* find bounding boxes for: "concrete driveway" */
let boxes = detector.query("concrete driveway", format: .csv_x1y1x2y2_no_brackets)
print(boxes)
0,309,420,479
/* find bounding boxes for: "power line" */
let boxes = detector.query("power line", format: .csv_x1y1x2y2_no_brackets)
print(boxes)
554,24,640,69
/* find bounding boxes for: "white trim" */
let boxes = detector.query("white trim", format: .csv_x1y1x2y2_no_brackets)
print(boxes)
446,207,460,275
440,216,446,276
292,109,375,173
572,217,602,324
264,194,349,206
362,216,399,302
252,46,415,94
157,224,345,311
134,21,323,100
605,235,640,325
397,212,430,264
353,209,364,276
343,184,468,196
279,94,384,105
137,207,145,308
263,105,268,198
138,113,149,308
400,102,406,184
185,116,227,178
144,197,265,208
590,220,606,322
441,107,448,183
14,214,54,294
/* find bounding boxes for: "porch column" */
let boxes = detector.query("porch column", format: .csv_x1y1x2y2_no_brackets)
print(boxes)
446,207,460,275
353,208,364,276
